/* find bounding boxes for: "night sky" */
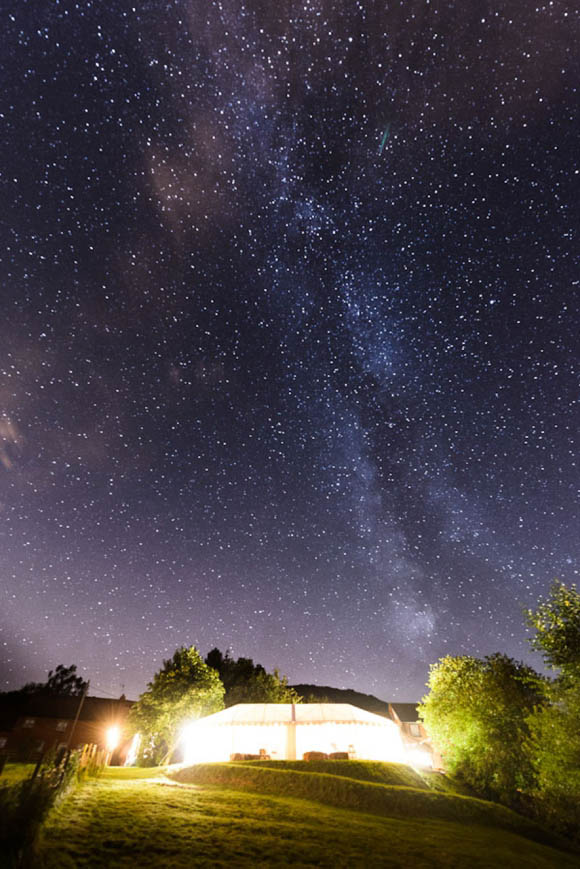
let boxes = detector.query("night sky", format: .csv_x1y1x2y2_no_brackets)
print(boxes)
2,0,579,702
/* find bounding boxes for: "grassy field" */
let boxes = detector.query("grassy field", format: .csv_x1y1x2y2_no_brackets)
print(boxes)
29,762,578,868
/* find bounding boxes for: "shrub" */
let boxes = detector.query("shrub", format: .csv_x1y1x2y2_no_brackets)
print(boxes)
0,750,83,866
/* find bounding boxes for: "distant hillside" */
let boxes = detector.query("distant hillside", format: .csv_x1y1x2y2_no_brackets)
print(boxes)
291,684,389,717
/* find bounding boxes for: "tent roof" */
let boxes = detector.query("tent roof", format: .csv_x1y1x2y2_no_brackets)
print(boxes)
196,703,395,727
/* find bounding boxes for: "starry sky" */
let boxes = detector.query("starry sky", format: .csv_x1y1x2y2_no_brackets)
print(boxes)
1,0,579,702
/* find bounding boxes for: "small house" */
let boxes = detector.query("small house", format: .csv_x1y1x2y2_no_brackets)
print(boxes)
0,694,133,763
388,702,439,768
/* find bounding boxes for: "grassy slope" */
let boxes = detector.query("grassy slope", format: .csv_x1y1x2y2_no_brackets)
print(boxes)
171,761,558,847
249,759,476,796
249,759,428,788
31,764,577,868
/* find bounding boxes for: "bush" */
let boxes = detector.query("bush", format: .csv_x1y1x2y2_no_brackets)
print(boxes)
0,750,83,866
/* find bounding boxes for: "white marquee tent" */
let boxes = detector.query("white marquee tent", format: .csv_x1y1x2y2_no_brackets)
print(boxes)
181,703,406,764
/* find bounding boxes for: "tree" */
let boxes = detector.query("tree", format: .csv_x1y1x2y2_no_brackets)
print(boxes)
19,664,88,696
205,648,302,706
525,579,580,679
45,664,88,696
525,681,580,836
525,581,580,837
130,646,224,764
419,653,544,802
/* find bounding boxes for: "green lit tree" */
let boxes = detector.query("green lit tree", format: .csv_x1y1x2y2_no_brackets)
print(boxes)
419,653,544,803
525,581,580,837
130,646,224,765
525,579,580,679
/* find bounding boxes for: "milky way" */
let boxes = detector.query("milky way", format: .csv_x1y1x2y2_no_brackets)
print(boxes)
1,1,579,701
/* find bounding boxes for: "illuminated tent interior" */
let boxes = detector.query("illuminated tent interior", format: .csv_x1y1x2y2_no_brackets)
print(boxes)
181,703,406,765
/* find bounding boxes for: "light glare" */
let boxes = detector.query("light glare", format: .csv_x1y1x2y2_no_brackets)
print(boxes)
106,725,121,752
124,732,141,766
405,746,433,768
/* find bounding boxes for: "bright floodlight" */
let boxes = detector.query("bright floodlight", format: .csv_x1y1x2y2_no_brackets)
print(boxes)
405,746,433,768
106,725,121,752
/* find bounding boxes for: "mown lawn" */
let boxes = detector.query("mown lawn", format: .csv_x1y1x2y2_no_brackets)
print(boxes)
32,765,578,868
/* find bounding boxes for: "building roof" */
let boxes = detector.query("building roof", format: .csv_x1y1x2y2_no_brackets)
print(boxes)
0,693,132,727
389,702,420,723
196,703,397,727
